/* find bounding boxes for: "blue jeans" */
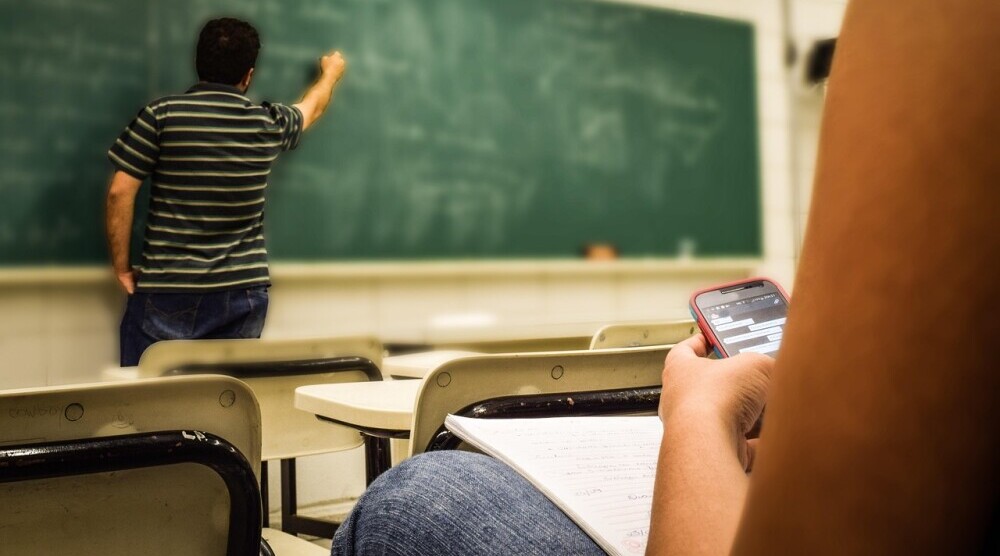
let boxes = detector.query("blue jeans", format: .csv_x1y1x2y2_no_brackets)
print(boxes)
119,287,268,366
332,451,604,556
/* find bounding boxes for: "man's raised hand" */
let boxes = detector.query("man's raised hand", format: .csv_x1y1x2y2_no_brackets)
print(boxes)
320,50,347,82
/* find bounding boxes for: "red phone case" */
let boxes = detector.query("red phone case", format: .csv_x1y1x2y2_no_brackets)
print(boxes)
688,277,790,357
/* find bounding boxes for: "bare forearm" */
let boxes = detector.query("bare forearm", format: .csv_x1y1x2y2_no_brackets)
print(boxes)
105,172,140,274
647,409,750,555
295,50,346,130
298,73,338,128
106,192,134,273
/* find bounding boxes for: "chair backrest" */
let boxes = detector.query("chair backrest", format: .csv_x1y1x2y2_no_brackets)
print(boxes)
589,320,697,349
0,375,262,556
137,336,383,461
435,335,594,354
425,322,602,354
409,345,669,456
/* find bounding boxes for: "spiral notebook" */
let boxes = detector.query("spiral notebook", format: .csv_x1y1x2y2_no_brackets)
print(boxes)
444,415,662,556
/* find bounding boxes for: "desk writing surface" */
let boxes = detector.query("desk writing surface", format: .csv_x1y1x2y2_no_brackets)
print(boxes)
384,350,484,379
101,366,140,382
295,380,420,432
0,0,760,264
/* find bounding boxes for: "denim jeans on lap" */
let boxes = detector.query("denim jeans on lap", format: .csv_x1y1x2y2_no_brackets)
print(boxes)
332,450,605,556
119,287,268,366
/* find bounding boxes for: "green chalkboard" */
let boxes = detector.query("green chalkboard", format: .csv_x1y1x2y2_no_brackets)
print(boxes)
0,0,760,264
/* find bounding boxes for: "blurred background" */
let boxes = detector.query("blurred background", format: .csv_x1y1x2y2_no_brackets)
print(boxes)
0,0,844,518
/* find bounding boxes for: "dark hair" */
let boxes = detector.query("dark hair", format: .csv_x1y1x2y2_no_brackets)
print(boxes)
196,18,260,85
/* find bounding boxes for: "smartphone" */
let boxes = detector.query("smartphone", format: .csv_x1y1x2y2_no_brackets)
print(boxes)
689,278,790,358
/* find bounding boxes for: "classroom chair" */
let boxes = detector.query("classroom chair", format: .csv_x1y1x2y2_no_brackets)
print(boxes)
588,319,697,349
403,321,599,354
137,336,384,539
431,334,594,354
408,345,669,456
385,320,695,379
0,375,325,556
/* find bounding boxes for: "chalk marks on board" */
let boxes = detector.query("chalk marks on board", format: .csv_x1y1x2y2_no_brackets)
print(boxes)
0,0,760,261
0,0,149,262
264,0,747,257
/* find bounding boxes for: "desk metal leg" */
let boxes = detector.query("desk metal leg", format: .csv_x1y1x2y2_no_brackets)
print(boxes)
280,458,338,538
261,460,269,528
363,434,392,485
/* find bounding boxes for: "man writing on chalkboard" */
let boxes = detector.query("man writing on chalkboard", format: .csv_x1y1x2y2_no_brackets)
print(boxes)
104,18,346,365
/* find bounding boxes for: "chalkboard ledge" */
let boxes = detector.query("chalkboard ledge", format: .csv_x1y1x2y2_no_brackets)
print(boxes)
0,259,760,286
0,267,112,287
269,259,760,281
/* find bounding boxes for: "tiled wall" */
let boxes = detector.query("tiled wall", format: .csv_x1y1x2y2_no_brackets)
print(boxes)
0,0,847,516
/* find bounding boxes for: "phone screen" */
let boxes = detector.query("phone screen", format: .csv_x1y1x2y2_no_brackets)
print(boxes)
699,287,788,356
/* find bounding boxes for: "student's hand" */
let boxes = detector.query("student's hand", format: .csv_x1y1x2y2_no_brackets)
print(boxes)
320,50,347,82
659,334,774,470
116,269,136,295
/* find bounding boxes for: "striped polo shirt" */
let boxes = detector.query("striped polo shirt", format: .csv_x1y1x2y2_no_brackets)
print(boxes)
107,82,303,293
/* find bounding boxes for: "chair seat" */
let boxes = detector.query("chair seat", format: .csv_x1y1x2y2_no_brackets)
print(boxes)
262,528,329,556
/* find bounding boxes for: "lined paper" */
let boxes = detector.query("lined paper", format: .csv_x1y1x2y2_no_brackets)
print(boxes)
445,415,662,556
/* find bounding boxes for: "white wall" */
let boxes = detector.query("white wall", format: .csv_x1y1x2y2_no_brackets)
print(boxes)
0,0,847,518
788,0,848,245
